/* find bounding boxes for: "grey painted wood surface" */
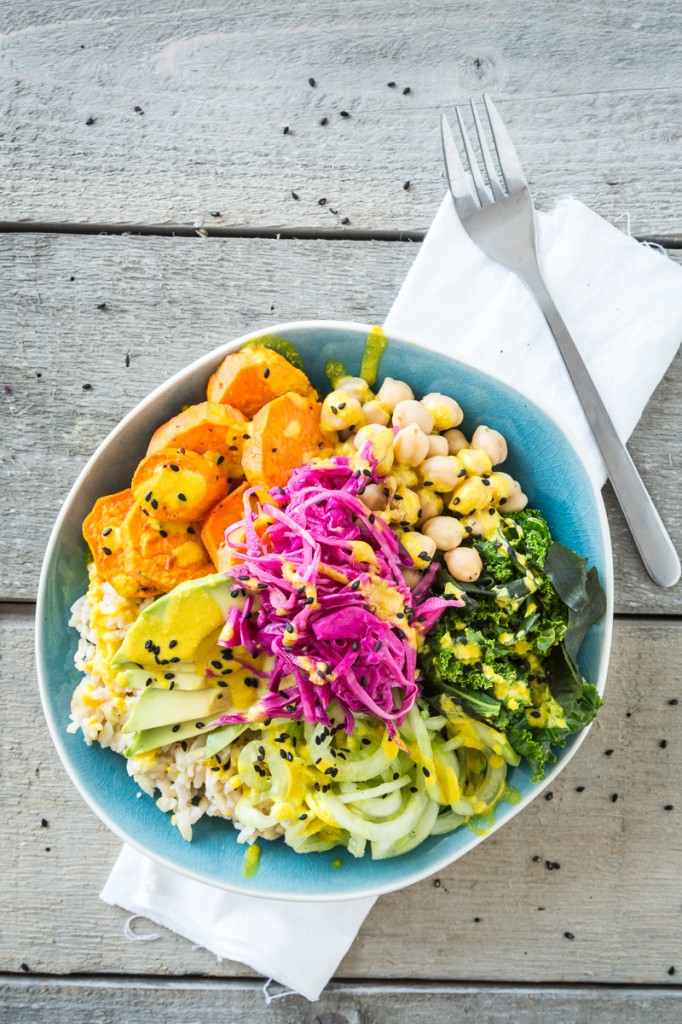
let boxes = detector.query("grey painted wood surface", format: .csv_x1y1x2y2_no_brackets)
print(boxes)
2,0,681,236
3,977,682,1024
2,233,680,612
4,607,681,983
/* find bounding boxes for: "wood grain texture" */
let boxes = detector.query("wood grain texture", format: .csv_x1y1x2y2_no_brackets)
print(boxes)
3,606,681,983
2,0,681,235
1,233,680,611
3,977,682,1024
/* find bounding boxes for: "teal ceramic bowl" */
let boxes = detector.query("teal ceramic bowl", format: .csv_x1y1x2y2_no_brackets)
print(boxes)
37,321,613,901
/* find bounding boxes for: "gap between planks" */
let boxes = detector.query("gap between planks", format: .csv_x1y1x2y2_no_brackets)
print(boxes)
0,221,681,248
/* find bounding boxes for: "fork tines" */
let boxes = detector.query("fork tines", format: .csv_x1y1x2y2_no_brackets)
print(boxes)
442,95,529,208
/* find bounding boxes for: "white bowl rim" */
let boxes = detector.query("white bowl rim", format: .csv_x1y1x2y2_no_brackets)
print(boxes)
36,318,614,902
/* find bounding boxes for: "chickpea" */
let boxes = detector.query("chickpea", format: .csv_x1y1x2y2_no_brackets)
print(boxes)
392,399,434,435
444,428,469,455
362,399,391,426
487,472,517,505
357,483,386,511
445,546,483,582
448,476,490,515
502,489,528,512
400,530,437,569
376,377,414,412
393,423,431,467
388,486,421,526
462,509,502,539
416,488,444,523
353,424,394,475
456,448,493,477
421,393,464,431
471,425,508,466
425,433,449,458
321,391,365,433
337,376,372,405
420,455,461,492
391,464,419,489
354,423,387,449
422,516,465,551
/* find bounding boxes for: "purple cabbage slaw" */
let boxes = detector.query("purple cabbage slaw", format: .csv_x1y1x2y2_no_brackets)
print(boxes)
213,455,462,734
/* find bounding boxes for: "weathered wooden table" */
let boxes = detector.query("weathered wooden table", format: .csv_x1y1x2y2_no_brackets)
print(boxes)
2,2,681,1021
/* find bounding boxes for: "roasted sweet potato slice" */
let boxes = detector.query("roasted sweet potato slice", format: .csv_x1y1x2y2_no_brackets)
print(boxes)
200,482,250,570
242,392,332,488
207,347,315,419
131,448,228,522
121,503,214,593
82,489,160,599
146,401,248,475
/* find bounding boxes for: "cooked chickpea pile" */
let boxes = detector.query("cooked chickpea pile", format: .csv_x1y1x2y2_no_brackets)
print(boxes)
319,375,528,584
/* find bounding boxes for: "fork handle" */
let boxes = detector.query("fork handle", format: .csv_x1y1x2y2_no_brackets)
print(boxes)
519,261,680,589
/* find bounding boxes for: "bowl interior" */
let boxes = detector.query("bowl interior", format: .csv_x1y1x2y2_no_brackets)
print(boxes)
37,321,612,900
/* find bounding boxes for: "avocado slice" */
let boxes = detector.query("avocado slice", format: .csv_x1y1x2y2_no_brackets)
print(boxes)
125,717,219,756
123,685,230,733
112,573,243,669
204,722,250,759
118,666,210,692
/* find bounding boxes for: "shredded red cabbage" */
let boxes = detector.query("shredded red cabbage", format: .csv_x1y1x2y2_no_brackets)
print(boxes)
213,456,462,734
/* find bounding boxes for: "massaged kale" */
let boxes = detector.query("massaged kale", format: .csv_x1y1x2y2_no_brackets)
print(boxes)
418,509,605,782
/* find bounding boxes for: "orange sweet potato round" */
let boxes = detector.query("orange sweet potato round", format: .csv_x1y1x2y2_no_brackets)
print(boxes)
242,392,332,488
207,348,315,419
121,503,214,594
146,401,248,476
131,448,229,522
82,489,161,599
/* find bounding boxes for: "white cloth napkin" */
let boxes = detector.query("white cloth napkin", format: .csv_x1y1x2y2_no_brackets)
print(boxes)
386,195,682,485
101,193,682,1001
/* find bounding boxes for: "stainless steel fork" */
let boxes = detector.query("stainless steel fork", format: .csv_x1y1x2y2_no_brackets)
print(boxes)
441,95,680,589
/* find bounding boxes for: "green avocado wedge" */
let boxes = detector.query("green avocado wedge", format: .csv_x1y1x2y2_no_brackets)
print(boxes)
111,573,243,670
122,686,230,734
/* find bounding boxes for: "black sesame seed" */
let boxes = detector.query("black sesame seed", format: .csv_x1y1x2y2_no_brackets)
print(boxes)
169,463,180,472
291,191,299,200
102,546,112,556
611,794,619,803
660,739,668,749
177,493,187,502
282,125,290,135
422,767,430,777
187,526,195,534
388,81,396,87
164,672,175,680
195,722,205,729
85,117,95,125
575,785,585,793
318,197,327,206
159,529,168,538
668,967,676,976
669,698,678,705
341,217,350,225
532,855,542,862
564,931,575,940
545,791,554,801
340,110,350,118
605,748,614,756
20,963,30,973
402,86,411,94
320,116,328,126
403,180,410,190
664,804,674,811
41,818,48,828
102,527,112,537
351,580,361,591
172,724,180,733
264,367,271,379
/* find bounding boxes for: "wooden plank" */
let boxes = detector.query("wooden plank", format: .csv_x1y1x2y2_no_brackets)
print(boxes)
2,0,681,235
3,606,681,983
1,233,680,611
2,977,682,1024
